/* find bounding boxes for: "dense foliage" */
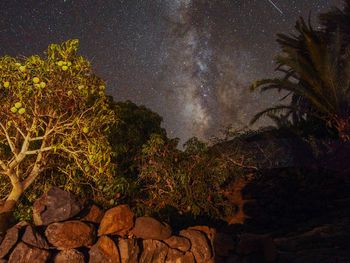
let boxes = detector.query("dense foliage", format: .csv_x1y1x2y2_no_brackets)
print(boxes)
137,135,237,220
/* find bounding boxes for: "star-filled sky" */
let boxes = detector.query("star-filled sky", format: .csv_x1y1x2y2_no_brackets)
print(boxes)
0,0,343,143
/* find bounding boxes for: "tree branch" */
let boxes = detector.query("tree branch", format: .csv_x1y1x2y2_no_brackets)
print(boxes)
0,122,18,156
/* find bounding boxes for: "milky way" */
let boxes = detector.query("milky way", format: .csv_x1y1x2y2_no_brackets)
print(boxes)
0,0,343,143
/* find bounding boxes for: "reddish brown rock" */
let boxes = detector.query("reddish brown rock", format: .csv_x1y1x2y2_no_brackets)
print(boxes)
139,239,168,263
166,248,184,262
236,233,276,262
89,236,120,263
164,236,191,252
0,222,27,258
180,252,196,263
8,242,50,263
54,249,85,263
98,205,134,236
180,229,213,262
82,205,104,224
33,187,83,226
45,221,95,250
22,225,49,249
118,238,139,263
131,217,171,240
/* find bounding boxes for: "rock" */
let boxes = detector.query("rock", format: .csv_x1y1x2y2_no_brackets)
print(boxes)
45,221,95,250
33,187,83,226
8,242,50,263
118,238,139,263
89,236,120,263
236,233,276,263
22,225,49,249
54,249,85,263
180,229,213,262
213,232,235,257
0,212,16,236
139,239,168,263
82,205,104,224
0,222,27,258
131,217,172,240
180,252,196,263
165,248,184,262
163,236,191,252
98,205,134,236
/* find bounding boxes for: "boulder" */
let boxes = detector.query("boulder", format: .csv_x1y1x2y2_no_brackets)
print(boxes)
163,236,191,252
139,239,168,263
98,205,134,236
118,238,139,263
0,212,16,236
180,229,213,262
165,248,184,262
45,221,95,250
22,225,49,249
89,236,120,263
0,221,27,258
8,242,50,263
82,205,104,224
33,187,83,226
54,249,85,263
131,217,171,240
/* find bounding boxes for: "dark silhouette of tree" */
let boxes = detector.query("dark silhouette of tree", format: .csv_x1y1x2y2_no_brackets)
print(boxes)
251,1,350,140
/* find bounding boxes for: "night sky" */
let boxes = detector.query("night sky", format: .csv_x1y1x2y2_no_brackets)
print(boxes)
0,0,343,143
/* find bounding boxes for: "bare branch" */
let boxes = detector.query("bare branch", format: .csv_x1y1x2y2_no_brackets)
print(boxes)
0,122,18,156
25,146,53,155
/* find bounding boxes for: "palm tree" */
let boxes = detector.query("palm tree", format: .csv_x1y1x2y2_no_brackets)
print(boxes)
251,3,350,140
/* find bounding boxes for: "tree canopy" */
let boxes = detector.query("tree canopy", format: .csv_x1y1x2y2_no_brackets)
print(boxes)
0,40,116,214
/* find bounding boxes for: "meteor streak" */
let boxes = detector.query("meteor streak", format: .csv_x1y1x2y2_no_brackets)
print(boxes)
267,0,283,14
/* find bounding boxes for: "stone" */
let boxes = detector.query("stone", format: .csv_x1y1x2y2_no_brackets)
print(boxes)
180,229,213,262
33,187,83,226
131,217,172,240
0,212,16,236
236,233,276,263
0,221,27,258
139,239,168,263
118,238,139,263
82,205,104,224
180,252,196,263
89,236,120,263
98,205,134,236
22,225,49,249
8,242,50,263
163,236,191,252
165,248,184,262
54,249,85,263
45,221,95,250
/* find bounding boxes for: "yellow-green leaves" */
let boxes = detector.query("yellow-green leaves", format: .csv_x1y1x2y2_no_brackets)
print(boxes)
39,82,46,88
3,81,10,88
10,107,17,113
62,65,68,71
82,127,89,133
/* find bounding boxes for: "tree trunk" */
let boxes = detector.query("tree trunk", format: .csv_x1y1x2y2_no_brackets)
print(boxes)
0,179,23,214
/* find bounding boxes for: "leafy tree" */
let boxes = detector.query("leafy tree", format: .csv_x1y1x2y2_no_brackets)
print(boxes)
251,3,350,140
108,100,166,178
0,40,116,215
138,134,234,220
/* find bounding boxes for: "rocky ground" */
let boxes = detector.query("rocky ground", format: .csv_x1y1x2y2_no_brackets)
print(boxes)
0,168,349,263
